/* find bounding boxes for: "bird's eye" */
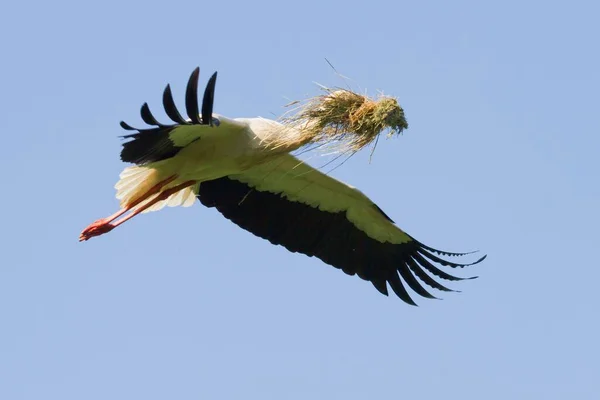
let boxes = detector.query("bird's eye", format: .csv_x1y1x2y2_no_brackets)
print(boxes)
212,118,220,127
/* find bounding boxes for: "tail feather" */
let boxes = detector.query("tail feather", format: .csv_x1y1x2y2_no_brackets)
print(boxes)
115,166,159,208
141,183,199,213
115,165,199,213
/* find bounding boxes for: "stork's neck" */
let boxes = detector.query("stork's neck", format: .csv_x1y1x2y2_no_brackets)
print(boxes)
237,117,314,154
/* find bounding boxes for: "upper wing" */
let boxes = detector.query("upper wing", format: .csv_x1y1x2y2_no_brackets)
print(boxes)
118,67,218,165
197,154,486,305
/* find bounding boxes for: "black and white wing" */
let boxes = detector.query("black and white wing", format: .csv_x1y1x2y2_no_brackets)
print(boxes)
197,154,485,305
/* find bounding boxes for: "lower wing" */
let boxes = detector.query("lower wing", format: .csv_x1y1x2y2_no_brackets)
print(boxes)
197,154,486,306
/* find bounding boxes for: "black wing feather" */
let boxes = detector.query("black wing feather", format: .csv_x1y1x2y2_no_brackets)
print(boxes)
387,272,418,305
412,253,473,282
140,103,167,127
162,84,189,125
395,257,438,300
406,257,455,292
418,248,486,268
185,67,202,124
118,67,217,165
119,121,138,131
202,72,218,125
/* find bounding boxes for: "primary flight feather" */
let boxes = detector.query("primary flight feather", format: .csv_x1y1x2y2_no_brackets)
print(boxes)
80,67,486,306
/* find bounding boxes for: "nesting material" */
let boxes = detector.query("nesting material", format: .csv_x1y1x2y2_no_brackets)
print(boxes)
275,87,409,153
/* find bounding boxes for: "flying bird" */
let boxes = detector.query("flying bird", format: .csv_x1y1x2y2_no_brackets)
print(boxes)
80,67,486,306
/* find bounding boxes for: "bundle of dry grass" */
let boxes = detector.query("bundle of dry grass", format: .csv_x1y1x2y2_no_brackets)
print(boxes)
273,86,408,154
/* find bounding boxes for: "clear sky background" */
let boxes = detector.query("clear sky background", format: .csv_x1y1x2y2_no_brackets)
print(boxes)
1,0,598,399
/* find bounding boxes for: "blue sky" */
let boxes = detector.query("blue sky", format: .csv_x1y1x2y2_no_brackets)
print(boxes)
1,0,599,398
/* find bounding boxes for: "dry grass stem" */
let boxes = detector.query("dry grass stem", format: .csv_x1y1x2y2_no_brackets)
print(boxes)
271,87,409,154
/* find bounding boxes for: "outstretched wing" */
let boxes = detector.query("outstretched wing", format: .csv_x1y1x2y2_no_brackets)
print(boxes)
118,67,218,165
197,154,486,305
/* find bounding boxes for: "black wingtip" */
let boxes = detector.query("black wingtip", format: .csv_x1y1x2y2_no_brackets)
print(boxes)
419,249,487,269
140,102,165,127
371,278,389,296
415,239,482,258
413,253,469,282
185,67,202,124
406,256,458,293
387,274,420,305
120,121,137,131
162,84,188,125
474,254,487,264
202,71,218,126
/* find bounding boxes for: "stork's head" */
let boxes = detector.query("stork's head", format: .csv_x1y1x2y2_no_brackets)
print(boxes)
197,70,250,131
207,113,251,131
210,113,222,127
210,113,236,128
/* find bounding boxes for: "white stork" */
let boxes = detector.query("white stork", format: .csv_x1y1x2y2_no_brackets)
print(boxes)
80,67,486,306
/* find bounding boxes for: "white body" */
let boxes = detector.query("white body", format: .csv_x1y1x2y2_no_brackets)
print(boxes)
115,115,412,245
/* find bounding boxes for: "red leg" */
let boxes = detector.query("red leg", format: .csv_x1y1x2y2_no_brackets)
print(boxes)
79,180,196,242
79,175,178,242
